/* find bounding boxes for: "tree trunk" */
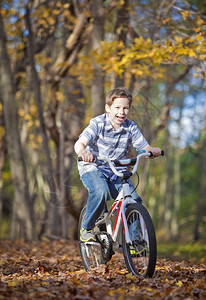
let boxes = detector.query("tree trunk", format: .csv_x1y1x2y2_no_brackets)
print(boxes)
114,0,129,87
171,146,181,239
193,101,206,241
25,6,61,236
43,4,92,232
0,10,34,241
163,127,173,236
138,79,152,202
63,77,86,239
193,142,206,241
91,0,105,117
171,96,184,239
0,95,6,234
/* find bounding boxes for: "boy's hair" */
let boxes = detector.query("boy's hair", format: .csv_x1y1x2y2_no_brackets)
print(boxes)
106,87,133,107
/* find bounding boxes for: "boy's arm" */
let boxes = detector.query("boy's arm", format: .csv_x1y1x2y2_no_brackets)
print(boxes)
142,144,162,159
74,136,94,162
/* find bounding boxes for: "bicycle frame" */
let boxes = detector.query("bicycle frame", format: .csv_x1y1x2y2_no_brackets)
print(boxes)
95,180,137,246
94,152,152,246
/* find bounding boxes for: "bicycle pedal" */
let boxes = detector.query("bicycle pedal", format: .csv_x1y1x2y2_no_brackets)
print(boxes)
85,241,101,246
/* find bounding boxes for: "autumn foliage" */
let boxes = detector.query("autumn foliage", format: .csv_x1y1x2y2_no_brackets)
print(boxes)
0,240,205,299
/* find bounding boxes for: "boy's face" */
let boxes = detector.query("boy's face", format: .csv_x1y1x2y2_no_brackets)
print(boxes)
105,97,130,129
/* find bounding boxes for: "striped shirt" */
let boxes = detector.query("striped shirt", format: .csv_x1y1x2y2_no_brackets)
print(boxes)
77,113,148,178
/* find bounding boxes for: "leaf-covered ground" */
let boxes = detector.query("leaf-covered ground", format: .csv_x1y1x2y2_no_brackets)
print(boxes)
0,240,205,299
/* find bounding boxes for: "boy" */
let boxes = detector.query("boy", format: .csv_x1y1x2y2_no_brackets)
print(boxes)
74,87,161,242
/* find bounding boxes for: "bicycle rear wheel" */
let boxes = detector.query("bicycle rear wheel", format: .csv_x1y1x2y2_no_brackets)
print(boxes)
78,206,108,271
122,203,157,278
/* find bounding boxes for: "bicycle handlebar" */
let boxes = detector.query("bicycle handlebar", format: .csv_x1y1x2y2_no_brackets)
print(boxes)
78,150,164,178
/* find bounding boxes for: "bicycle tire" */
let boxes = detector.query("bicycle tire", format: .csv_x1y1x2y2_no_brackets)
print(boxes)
122,203,157,278
78,206,107,271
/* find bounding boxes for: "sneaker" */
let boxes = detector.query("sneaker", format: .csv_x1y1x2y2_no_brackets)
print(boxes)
80,228,97,242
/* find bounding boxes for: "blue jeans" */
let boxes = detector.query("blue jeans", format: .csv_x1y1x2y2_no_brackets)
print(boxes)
81,170,142,230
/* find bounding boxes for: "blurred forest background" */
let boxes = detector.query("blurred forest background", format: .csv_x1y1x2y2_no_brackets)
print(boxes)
0,0,205,244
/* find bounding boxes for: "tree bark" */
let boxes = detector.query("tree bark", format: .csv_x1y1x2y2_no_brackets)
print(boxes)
114,0,129,87
25,5,60,236
0,10,34,241
171,146,181,239
163,127,173,236
170,95,184,239
0,94,6,234
91,0,105,117
193,101,206,241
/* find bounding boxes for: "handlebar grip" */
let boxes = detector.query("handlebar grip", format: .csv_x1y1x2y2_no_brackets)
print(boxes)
148,150,164,157
148,151,153,157
77,156,97,162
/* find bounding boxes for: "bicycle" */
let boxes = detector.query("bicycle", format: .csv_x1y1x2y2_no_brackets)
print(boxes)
78,150,164,278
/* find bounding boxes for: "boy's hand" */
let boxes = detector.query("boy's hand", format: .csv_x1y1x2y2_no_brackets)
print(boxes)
142,145,162,159
148,147,162,159
79,151,94,162
74,137,93,162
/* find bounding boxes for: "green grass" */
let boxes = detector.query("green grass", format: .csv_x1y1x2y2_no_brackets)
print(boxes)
157,241,206,264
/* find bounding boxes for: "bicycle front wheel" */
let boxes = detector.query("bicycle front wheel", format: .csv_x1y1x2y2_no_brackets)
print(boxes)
122,203,157,278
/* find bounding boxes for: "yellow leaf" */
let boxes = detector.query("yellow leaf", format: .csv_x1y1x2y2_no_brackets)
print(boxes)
1,9,7,16
107,290,115,296
42,10,49,19
195,34,203,41
77,98,85,104
70,269,86,275
196,16,205,27
126,272,137,281
193,74,199,78
56,1,62,8
0,103,3,115
36,135,42,143
174,36,183,44
18,42,25,50
73,89,80,94
56,91,65,103
29,134,35,140
176,280,183,287
29,105,37,116
52,9,60,16
48,17,56,26
194,27,201,33
117,269,128,275
27,120,33,128
0,127,5,140
188,49,196,57
18,108,25,117
32,142,39,149
162,17,171,24
24,114,31,121
8,279,19,287
63,3,70,9
181,11,192,21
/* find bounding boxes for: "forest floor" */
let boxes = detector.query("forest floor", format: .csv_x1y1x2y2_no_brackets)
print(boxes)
0,240,205,300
